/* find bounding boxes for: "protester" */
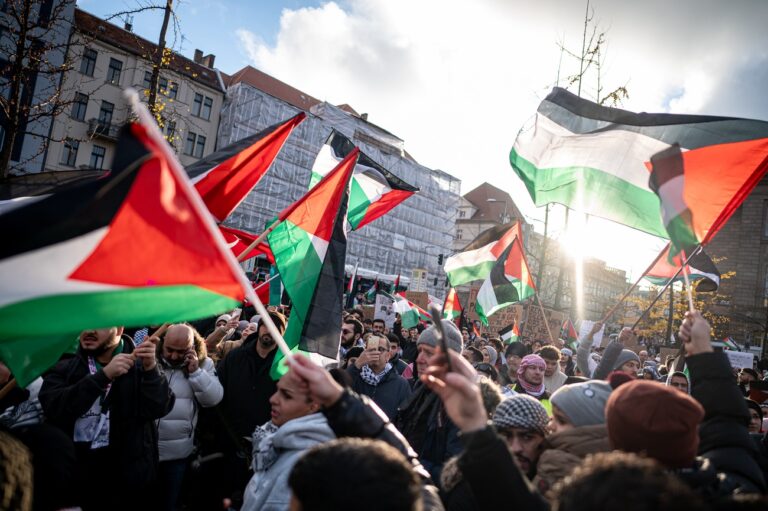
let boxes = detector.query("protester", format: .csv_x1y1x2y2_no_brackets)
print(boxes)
340,317,364,358
747,399,764,434
462,346,484,365
387,333,410,375
475,362,499,383
514,354,550,401
39,327,175,510
740,368,760,397
240,374,333,510
372,318,386,335
480,345,497,366
400,325,418,363
156,324,223,511
559,347,575,377
539,345,567,394
346,333,412,420
501,342,528,389
667,370,691,394
396,319,465,483
204,315,240,359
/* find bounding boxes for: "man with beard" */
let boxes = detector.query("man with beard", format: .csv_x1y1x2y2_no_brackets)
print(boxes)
156,324,223,510
39,327,175,510
514,354,550,401
340,317,364,358
215,310,287,503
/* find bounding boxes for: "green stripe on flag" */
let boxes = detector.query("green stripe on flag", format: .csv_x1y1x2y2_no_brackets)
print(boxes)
347,177,373,230
446,260,496,287
510,149,668,238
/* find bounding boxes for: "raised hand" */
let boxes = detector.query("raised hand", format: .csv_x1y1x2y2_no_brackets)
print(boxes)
185,347,199,373
286,354,343,408
133,342,157,371
102,353,135,380
679,310,713,356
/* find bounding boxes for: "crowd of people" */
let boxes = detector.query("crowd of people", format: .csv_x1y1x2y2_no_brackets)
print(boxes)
1,302,767,511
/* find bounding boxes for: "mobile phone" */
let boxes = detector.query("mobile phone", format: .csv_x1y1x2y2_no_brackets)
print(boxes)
366,337,379,351
231,308,242,320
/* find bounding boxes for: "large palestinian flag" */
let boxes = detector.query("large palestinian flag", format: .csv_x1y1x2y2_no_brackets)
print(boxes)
510,87,768,240
445,222,522,286
267,149,359,378
310,130,418,230
644,244,720,292
475,236,536,325
188,113,305,222
0,123,247,386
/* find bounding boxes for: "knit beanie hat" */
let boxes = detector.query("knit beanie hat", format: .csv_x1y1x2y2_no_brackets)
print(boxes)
484,346,498,366
605,380,704,468
551,381,612,427
505,342,529,359
612,349,641,372
492,394,550,436
417,320,463,352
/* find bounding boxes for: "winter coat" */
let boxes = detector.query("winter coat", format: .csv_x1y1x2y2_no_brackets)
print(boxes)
157,357,223,461
39,337,175,492
543,370,567,394
533,424,611,496
347,364,413,420
241,413,335,511
323,390,445,510
440,456,479,511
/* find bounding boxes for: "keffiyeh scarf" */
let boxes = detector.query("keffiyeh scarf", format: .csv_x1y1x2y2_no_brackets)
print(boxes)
360,363,392,386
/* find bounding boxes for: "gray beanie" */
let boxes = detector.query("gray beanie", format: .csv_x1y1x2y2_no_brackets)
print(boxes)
484,346,498,366
612,349,640,372
550,380,612,427
417,319,463,353
492,394,550,436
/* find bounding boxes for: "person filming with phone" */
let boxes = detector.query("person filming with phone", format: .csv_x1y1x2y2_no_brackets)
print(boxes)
346,333,412,420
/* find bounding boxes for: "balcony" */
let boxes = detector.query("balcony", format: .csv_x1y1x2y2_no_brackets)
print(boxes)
87,118,120,141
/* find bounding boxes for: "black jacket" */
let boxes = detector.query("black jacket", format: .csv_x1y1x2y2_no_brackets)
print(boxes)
324,390,444,511
688,351,766,495
347,364,412,420
39,337,174,491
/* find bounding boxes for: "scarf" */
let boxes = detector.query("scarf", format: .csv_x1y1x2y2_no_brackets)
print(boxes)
251,421,279,471
360,363,392,386
517,354,546,397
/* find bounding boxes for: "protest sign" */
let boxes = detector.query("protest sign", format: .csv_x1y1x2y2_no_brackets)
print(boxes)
374,293,397,328
725,350,755,369
578,320,605,348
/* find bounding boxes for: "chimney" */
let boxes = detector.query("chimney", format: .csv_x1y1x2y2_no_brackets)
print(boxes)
124,15,134,32
361,113,368,121
193,49,204,64
202,54,216,68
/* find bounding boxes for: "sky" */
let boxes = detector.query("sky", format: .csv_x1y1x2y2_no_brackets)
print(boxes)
80,0,768,281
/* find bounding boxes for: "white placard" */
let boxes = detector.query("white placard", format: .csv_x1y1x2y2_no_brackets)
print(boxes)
374,293,397,328
725,350,755,369
578,320,605,348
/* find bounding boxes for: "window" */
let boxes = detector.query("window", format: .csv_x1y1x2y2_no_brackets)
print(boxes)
60,139,79,166
192,93,203,116
159,77,168,93
201,96,213,120
98,101,114,125
184,132,196,156
458,209,467,218
90,145,106,169
71,92,88,121
80,48,97,76
165,120,176,139
106,58,122,85
455,229,463,240
143,71,152,89
194,134,206,158
167,81,178,99
192,93,213,120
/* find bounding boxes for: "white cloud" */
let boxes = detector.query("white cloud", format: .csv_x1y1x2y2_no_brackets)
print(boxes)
234,0,768,276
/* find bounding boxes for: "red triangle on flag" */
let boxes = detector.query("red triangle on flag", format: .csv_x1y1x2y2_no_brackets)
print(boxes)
69,124,244,300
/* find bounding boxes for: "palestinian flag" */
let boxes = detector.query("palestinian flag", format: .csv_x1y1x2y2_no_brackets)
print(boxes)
188,113,305,222
500,322,520,343
268,265,283,306
649,144,698,259
644,244,720,292
723,336,740,351
392,273,401,293
310,130,418,230
561,319,578,345
475,236,536,325
388,292,432,329
511,87,768,239
365,277,379,302
267,149,358,378
219,225,274,263
442,288,462,322
445,222,522,287
0,123,247,386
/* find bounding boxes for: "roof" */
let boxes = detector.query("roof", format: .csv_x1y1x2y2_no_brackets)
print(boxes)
75,9,223,92
458,182,524,223
226,65,321,111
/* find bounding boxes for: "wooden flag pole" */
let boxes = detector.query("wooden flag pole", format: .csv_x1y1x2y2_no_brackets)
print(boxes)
534,292,556,345
236,219,280,262
679,249,696,312
600,243,670,324
0,378,16,401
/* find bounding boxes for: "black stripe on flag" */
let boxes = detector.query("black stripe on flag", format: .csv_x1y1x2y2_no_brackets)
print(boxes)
541,87,768,150
689,249,720,293
461,222,518,252
488,241,521,304
0,125,146,260
326,130,418,192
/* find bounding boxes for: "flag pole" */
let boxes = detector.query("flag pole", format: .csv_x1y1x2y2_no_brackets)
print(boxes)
679,249,696,312
126,89,293,361
236,220,279,262
253,272,280,292
534,292,556,344
600,242,670,324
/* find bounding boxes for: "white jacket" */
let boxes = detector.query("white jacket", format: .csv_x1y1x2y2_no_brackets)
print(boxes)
157,357,223,461
241,413,335,511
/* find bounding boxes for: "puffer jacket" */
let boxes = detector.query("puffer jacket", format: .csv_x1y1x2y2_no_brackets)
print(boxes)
241,413,335,511
533,424,611,496
157,357,223,461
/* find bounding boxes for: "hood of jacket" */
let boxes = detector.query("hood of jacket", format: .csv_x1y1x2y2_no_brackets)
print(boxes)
271,412,334,452
544,424,610,456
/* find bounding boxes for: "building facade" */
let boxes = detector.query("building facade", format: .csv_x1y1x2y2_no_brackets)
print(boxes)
45,8,225,173
217,66,461,298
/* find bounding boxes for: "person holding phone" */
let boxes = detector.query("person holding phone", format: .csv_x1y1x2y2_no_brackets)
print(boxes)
346,333,412,420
